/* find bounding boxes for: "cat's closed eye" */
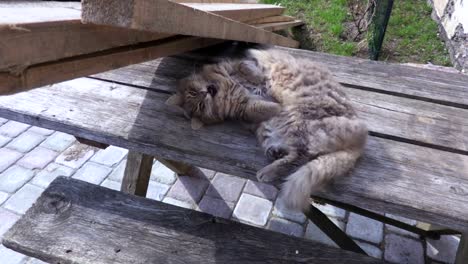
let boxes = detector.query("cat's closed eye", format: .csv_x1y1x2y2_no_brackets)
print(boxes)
207,84,217,97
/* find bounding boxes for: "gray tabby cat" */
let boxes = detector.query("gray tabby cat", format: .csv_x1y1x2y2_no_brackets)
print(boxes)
166,48,367,211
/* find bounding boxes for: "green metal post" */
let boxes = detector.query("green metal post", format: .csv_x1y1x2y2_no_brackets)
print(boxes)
368,0,394,60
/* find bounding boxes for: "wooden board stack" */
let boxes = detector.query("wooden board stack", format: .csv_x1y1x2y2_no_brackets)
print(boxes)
0,1,303,94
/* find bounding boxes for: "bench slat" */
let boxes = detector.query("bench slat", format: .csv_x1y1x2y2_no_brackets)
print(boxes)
2,177,385,264
93,56,468,154
0,78,467,231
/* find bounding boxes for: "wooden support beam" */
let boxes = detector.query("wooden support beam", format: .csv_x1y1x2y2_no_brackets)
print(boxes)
0,1,284,71
456,233,468,264
81,0,299,47
122,152,154,196
247,15,295,24
156,158,206,178
0,36,223,95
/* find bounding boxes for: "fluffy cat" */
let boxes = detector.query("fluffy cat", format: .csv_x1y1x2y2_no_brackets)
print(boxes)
167,48,367,211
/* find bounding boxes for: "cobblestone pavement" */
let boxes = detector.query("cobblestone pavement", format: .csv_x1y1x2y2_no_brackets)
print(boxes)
0,119,460,263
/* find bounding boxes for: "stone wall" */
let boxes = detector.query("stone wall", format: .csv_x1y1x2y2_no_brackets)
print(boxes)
429,0,468,71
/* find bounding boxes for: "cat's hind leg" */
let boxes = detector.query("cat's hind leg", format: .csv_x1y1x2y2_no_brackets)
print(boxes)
257,151,298,183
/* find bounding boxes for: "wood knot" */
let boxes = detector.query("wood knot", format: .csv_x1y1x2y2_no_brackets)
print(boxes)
450,186,468,196
42,192,71,214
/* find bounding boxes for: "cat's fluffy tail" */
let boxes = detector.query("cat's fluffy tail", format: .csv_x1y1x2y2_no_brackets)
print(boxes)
280,149,362,211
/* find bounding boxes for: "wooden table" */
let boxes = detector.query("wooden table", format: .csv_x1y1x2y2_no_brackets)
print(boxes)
0,44,467,262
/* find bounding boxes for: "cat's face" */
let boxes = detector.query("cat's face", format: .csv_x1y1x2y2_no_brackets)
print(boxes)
166,64,238,129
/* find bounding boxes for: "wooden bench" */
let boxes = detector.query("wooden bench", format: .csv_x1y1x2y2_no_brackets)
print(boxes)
1,43,468,262
2,177,385,264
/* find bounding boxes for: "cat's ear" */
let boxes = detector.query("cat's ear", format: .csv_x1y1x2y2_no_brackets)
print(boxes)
165,93,183,106
191,117,204,130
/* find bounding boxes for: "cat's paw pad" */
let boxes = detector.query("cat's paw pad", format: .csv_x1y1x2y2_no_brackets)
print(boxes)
266,146,288,161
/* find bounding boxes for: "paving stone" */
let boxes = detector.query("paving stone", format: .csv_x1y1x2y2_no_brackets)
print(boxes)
346,213,384,244
267,217,304,237
0,135,12,148
384,234,424,264
3,184,44,214
304,218,345,247
108,160,126,182
40,132,76,152
0,117,8,125
271,198,306,224
146,181,170,201
100,179,121,191
312,202,347,219
0,191,9,205
198,195,234,219
6,131,46,153
356,241,383,259
55,143,95,169
426,235,460,264
28,126,54,136
17,147,58,170
31,163,75,189
166,176,209,203
205,173,245,203
0,245,27,264
0,148,23,173
0,121,30,138
162,197,195,209
0,165,35,193
199,167,216,179
0,208,20,238
243,180,278,201
72,162,112,185
90,146,127,167
384,213,419,238
151,161,177,184
232,193,272,226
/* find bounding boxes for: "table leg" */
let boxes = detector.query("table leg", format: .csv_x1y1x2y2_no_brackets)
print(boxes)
456,233,467,264
156,158,205,177
121,151,153,197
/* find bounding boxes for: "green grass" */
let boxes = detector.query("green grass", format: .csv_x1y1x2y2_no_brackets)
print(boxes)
381,0,451,65
261,0,357,56
261,0,451,66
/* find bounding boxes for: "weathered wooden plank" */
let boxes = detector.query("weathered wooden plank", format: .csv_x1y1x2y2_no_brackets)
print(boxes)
81,0,299,48
0,78,467,231
254,20,304,32
122,152,153,196
247,15,296,24
93,56,468,154
181,3,285,22
0,1,284,71
274,47,468,107
2,177,384,264
0,36,222,95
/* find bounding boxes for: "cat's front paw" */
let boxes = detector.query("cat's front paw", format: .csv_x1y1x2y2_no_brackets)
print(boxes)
266,146,288,161
256,164,280,182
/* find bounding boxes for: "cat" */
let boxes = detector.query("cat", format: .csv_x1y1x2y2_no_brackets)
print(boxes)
166,48,368,211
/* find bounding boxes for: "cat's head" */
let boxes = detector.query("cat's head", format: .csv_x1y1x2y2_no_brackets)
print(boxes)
166,64,236,129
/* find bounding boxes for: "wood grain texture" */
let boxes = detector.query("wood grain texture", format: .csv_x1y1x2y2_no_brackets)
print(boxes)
94,56,468,154
122,152,153,196
2,177,385,264
0,1,284,70
247,15,296,24
273,47,468,107
81,0,299,47
181,3,284,22
156,158,206,177
0,36,223,94
0,78,467,231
